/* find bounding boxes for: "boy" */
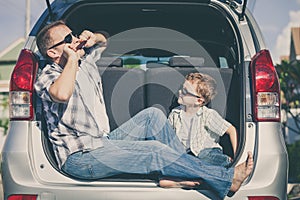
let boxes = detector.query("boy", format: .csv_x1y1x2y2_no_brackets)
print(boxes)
160,72,237,187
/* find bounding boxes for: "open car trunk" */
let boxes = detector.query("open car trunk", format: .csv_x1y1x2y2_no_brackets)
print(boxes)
38,0,243,185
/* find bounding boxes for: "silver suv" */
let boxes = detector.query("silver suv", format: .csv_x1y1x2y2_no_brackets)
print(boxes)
1,0,288,199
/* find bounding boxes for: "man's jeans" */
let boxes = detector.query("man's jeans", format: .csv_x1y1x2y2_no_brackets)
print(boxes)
62,107,234,198
198,148,232,167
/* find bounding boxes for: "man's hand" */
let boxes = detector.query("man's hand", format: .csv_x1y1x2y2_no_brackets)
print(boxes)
63,43,81,62
79,30,107,48
79,30,97,48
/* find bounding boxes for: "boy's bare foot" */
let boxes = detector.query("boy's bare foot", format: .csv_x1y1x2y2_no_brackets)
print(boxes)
159,179,200,188
230,151,253,192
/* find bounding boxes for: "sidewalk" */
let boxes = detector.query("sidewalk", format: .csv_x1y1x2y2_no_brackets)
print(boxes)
288,183,300,199
0,176,3,200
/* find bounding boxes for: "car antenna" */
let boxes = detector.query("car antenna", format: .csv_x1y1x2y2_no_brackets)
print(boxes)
222,0,248,21
46,0,54,22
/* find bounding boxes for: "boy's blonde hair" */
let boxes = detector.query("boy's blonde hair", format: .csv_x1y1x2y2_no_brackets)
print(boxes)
185,72,217,105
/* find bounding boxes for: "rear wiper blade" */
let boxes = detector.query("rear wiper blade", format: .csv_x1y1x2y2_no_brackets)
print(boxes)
46,0,54,22
218,0,248,21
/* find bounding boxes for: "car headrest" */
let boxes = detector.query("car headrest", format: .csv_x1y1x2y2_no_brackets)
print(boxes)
134,48,175,58
169,57,205,67
96,57,123,67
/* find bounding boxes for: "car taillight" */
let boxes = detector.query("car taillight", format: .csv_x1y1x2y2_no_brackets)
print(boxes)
250,50,280,122
9,49,38,120
8,194,37,200
248,196,279,200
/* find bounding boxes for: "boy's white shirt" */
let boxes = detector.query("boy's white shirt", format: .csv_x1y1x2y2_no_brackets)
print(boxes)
179,113,195,150
168,105,232,156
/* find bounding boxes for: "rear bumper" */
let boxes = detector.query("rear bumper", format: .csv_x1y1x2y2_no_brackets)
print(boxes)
1,122,288,200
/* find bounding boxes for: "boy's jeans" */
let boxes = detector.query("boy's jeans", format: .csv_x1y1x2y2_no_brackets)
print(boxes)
62,107,234,198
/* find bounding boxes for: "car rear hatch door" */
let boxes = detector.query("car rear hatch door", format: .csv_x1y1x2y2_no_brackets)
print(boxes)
43,0,211,22
34,0,211,34
217,0,248,21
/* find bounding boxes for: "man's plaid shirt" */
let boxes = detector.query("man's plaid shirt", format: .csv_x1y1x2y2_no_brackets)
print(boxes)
35,47,109,169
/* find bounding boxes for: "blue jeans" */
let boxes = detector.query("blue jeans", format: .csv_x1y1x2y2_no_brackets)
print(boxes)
197,148,232,167
62,107,234,198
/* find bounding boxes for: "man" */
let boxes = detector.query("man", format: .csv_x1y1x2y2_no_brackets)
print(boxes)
35,20,253,199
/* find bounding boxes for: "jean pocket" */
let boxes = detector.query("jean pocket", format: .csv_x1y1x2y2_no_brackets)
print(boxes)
62,154,95,179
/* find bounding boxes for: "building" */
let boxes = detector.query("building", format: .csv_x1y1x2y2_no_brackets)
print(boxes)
289,27,300,65
0,37,25,92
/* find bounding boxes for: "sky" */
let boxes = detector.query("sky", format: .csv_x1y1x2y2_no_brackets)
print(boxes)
0,0,299,64
252,0,300,63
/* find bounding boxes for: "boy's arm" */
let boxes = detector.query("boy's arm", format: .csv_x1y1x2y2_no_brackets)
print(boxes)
226,125,237,157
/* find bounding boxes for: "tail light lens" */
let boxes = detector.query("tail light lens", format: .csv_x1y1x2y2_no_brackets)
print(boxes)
250,50,280,122
8,195,37,200
9,49,38,120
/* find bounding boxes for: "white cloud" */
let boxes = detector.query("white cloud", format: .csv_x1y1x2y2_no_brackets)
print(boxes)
274,10,300,64
260,24,280,33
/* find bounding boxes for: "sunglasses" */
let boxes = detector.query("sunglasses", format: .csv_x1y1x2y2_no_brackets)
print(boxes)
48,32,73,49
180,87,201,98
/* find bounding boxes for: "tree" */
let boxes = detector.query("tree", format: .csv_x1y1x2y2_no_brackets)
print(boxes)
276,60,300,182
0,93,9,135
276,60,300,135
